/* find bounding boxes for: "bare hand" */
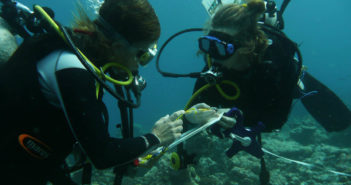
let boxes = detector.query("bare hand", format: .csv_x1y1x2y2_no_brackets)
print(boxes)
151,110,184,146
185,103,218,125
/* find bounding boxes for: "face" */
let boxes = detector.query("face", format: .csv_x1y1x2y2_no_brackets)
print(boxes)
202,28,251,71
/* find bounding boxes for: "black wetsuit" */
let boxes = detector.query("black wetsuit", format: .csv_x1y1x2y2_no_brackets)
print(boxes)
189,29,300,132
0,34,159,184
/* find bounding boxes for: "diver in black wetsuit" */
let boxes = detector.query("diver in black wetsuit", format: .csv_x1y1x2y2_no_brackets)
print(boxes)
187,0,351,133
156,0,351,184
0,0,184,184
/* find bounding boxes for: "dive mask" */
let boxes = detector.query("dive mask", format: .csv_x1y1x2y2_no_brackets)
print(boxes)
137,44,158,66
198,31,239,60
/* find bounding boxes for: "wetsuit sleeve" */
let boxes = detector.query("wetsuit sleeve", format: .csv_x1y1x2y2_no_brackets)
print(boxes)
55,68,160,169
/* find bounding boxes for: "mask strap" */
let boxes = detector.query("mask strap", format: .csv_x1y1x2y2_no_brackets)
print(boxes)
95,16,130,46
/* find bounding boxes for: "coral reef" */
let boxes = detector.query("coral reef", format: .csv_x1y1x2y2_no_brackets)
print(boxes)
89,113,351,185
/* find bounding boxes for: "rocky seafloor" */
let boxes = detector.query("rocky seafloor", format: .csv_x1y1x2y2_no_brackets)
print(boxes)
81,111,351,185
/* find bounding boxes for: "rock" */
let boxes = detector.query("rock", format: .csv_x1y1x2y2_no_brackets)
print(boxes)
88,113,351,185
288,115,329,145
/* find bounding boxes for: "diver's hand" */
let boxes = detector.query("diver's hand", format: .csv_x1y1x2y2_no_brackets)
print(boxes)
184,103,218,125
216,108,236,129
218,116,236,129
151,110,184,146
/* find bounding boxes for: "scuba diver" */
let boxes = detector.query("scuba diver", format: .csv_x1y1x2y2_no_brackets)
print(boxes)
0,0,188,184
155,0,351,184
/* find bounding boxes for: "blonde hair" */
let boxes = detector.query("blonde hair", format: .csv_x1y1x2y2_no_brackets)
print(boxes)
207,0,268,63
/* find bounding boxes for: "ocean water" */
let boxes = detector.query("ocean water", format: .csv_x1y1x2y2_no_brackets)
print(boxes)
2,0,351,184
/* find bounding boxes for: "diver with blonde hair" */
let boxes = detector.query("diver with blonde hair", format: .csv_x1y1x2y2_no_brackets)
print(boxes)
154,0,351,184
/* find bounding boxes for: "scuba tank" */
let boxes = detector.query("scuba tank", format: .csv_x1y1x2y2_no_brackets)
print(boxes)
0,16,17,64
0,0,54,65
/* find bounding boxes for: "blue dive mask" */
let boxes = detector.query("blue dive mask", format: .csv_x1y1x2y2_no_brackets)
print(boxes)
198,31,239,60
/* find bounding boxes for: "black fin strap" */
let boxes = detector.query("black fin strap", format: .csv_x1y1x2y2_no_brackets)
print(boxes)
113,86,132,185
258,134,271,185
126,88,134,137
98,99,109,132
82,163,92,185
49,162,78,185
113,167,128,185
